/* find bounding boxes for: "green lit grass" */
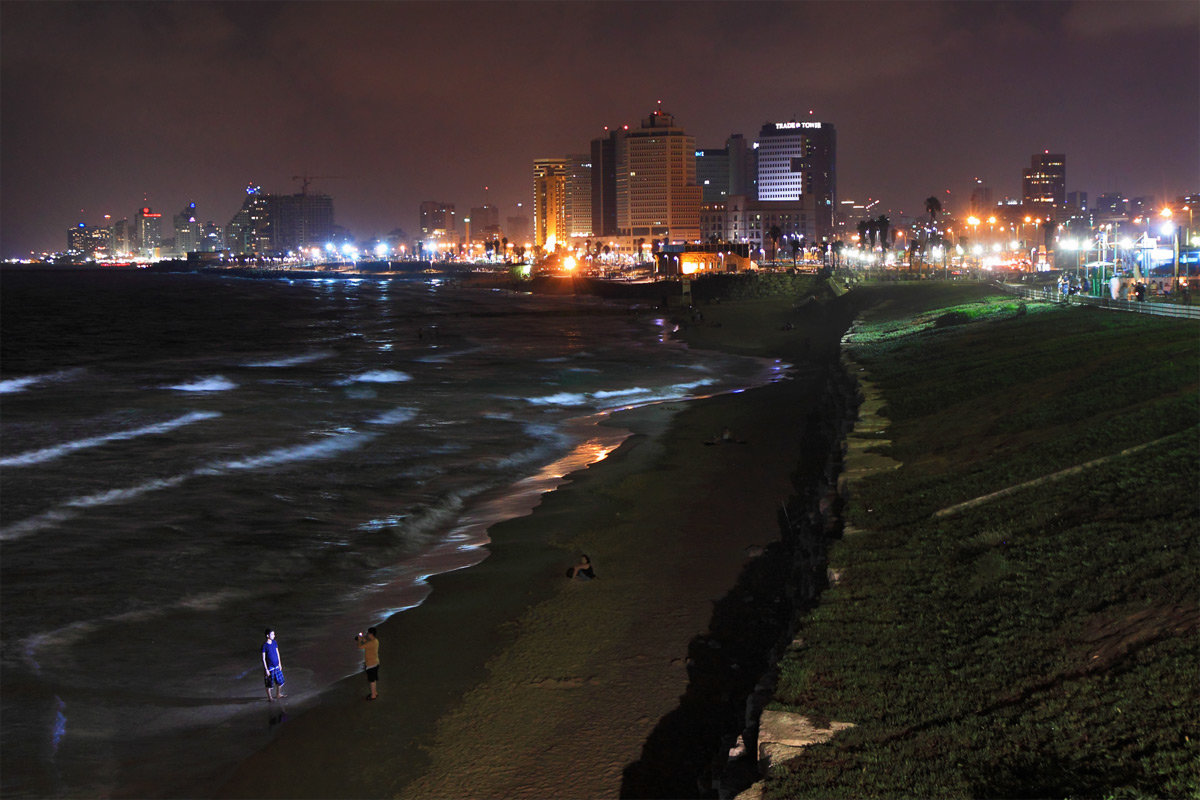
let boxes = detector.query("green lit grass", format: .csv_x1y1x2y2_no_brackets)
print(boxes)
766,282,1200,799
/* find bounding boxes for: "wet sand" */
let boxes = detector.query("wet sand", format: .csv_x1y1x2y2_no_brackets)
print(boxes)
220,292,847,799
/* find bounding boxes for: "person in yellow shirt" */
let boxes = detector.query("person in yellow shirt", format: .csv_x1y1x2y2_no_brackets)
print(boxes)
355,627,380,700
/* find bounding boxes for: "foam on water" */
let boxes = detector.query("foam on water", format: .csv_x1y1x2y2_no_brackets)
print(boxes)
335,369,411,385
0,368,85,394
241,351,334,368
0,411,222,468
165,376,238,392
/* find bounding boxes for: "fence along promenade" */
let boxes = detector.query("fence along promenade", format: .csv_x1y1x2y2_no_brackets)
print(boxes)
999,282,1200,320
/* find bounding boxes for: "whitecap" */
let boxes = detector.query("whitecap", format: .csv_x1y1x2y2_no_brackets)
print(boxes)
523,391,591,407
241,351,333,368
0,376,43,394
0,475,189,541
367,407,418,426
335,370,411,385
0,411,222,468
0,368,85,394
200,432,375,473
165,376,237,392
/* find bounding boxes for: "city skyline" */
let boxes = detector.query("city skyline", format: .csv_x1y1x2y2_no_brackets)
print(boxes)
2,1,1197,257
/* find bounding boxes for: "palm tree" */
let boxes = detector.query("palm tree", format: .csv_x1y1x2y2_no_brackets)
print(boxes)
876,215,890,255
925,196,942,228
768,225,782,262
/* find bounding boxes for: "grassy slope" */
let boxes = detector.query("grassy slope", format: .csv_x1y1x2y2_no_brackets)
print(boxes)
767,283,1200,799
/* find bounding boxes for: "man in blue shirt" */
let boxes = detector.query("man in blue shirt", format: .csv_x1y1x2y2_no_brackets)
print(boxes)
262,628,286,701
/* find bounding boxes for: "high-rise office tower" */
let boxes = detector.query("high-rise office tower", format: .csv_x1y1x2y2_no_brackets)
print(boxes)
419,202,456,237
727,134,756,198
564,154,593,239
67,223,111,257
174,202,201,255
755,120,836,237
274,192,335,252
135,206,163,256
468,205,501,242
109,217,131,257
1022,152,1065,210
696,147,731,203
533,158,569,249
697,134,757,204
226,185,272,255
590,130,620,238
615,108,701,242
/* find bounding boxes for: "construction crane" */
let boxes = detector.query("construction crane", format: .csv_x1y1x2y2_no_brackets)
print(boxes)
291,174,345,195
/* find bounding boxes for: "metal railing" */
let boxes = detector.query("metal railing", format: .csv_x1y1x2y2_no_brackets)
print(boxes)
999,283,1200,319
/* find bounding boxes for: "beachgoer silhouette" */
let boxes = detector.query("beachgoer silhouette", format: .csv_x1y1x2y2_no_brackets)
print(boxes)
567,554,596,580
262,629,286,701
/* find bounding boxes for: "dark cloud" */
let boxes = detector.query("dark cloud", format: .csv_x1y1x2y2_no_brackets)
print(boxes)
2,0,1196,255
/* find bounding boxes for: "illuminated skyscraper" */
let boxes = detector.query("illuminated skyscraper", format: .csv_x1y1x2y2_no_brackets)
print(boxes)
614,108,701,242
226,185,272,255
174,202,201,255
1022,152,1066,210
533,158,568,249
755,121,836,238
135,206,163,256
565,154,593,239
419,201,456,237
67,223,111,257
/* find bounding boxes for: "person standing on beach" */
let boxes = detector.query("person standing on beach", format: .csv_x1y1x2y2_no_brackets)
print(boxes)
262,629,286,702
356,627,380,700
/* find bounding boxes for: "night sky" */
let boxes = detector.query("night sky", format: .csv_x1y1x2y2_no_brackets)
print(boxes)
2,1,1196,257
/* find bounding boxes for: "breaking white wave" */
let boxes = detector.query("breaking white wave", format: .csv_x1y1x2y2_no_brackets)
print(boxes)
164,376,237,392
0,411,222,468
367,407,418,426
1,432,376,541
0,368,86,394
241,351,334,368
335,370,411,385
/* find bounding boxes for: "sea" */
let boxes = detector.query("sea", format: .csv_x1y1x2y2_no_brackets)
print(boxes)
0,268,782,797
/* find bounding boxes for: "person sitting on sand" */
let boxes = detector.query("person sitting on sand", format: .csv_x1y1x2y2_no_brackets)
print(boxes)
567,554,596,580
705,427,745,445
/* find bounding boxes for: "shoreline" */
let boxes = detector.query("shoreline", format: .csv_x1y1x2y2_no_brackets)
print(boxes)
218,283,853,799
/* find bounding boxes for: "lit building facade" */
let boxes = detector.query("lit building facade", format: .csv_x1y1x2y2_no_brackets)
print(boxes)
533,158,569,249
614,108,701,242
419,201,456,237
755,121,836,239
1022,152,1066,211
565,154,593,239
135,206,163,256
67,223,111,257
174,202,201,255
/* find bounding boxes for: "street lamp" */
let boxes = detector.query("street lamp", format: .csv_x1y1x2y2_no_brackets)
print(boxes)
1161,208,1179,290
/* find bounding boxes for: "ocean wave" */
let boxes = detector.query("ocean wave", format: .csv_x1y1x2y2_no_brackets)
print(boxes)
241,351,334,368
0,475,188,541
165,376,238,392
0,411,222,468
0,368,86,394
491,422,570,470
367,407,418,426
200,432,376,472
335,370,411,385
1,433,376,541
523,378,716,409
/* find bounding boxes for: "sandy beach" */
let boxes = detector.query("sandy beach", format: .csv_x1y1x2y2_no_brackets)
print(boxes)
219,286,853,799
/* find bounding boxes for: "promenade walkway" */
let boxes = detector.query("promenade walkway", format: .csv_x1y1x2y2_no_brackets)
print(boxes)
999,282,1200,319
